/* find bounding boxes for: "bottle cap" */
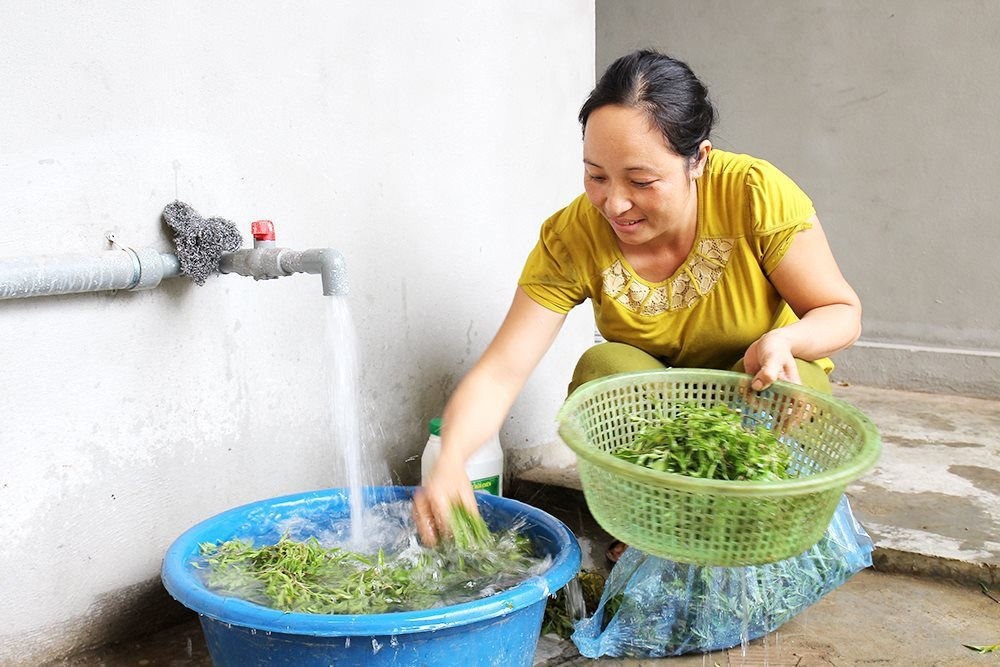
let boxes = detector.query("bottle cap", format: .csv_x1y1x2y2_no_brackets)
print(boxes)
429,417,442,436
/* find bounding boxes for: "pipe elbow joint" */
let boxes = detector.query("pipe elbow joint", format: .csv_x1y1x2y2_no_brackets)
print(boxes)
285,247,348,296
316,247,349,297
219,246,348,296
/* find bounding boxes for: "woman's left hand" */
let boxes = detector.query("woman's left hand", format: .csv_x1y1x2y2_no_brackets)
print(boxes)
742,329,800,391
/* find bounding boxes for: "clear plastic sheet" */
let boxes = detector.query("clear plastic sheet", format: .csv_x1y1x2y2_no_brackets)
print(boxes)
572,496,873,658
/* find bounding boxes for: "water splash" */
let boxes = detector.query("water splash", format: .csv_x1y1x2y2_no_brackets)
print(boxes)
562,576,586,623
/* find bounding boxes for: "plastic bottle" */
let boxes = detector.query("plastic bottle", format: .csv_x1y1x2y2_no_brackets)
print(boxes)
420,417,504,496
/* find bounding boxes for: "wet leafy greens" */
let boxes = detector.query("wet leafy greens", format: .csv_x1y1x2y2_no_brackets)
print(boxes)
195,504,540,614
614,403,791,481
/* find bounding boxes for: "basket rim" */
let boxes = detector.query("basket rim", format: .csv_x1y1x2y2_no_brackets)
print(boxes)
557,368,882,498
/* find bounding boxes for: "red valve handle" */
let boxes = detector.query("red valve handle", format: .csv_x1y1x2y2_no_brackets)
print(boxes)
251,220,276,241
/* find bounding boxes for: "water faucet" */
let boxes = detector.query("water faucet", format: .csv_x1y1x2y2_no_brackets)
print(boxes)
218,221,349,296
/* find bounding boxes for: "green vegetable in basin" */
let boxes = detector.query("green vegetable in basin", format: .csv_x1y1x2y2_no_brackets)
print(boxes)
195,503,539,614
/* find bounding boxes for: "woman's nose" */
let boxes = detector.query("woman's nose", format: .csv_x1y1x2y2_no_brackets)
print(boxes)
605,182,632,216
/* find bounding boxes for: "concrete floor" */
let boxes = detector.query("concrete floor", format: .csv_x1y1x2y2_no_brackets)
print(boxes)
54,483,999,667
55,521,999,667
522,480,999,667
52,384,1000,666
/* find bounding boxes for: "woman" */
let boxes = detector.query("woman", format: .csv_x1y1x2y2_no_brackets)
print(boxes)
414,49,862,544
415,48,873,658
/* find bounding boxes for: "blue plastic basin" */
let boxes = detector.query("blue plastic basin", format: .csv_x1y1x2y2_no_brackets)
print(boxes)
161,486,581,666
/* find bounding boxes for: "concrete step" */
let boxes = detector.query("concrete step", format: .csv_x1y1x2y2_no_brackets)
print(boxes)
517,383,1000,586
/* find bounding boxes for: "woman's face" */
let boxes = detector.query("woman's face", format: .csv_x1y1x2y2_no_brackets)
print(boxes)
582,104,707,247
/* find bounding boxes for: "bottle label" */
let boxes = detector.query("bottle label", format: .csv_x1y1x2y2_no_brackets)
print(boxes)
471,475,501,496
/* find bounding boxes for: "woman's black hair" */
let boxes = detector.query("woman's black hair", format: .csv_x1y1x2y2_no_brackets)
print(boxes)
579,50,716,162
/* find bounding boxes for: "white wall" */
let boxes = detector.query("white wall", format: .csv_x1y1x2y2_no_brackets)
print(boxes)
0,2,595,663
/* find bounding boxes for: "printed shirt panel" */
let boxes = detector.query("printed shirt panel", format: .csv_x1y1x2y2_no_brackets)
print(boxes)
601,238,736,315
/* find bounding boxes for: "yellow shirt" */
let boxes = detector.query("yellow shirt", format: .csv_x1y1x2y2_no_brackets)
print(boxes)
519,150,833,373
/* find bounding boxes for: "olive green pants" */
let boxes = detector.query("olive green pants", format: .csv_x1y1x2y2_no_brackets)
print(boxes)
568,342,832,396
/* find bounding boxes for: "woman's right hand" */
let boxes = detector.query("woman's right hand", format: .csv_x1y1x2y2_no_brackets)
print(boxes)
412,453,478,547
742,329,800,391
413,288,567,547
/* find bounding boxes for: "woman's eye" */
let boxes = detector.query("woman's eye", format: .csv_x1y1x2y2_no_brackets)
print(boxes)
632,180,655,188
587,174,607,183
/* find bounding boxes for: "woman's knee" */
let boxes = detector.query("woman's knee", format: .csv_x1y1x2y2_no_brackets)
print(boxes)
568,342,665,396
794,359,832,394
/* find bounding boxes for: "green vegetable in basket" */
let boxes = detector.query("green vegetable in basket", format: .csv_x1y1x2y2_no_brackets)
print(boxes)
614,403,791,481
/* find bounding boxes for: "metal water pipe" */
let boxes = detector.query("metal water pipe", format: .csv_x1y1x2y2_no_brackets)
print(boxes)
0,221,348,300
217,220,349,296
0,234,181,300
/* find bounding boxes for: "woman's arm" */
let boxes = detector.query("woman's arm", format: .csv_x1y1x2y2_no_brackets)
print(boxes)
413,287,567,544
743,214,862,390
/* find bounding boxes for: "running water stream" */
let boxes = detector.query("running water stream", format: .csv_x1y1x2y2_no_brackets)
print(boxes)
190,291,558,619
325,295,368,549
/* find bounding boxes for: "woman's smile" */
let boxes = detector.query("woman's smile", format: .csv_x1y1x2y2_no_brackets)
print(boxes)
611,216,644,228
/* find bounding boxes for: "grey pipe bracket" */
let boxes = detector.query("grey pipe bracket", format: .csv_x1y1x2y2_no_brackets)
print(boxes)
106,232,168,291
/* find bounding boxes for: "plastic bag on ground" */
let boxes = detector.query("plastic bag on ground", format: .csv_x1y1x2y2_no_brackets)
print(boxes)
572,495,873,658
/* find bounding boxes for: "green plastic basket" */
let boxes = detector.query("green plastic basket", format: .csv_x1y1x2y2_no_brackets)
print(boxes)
557,369,881,566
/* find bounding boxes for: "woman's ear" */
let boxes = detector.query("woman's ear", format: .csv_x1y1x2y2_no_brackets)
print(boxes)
690,140,712,179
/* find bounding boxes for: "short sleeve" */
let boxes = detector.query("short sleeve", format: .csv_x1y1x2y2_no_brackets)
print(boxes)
518,211,586,314
746,160,816,275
